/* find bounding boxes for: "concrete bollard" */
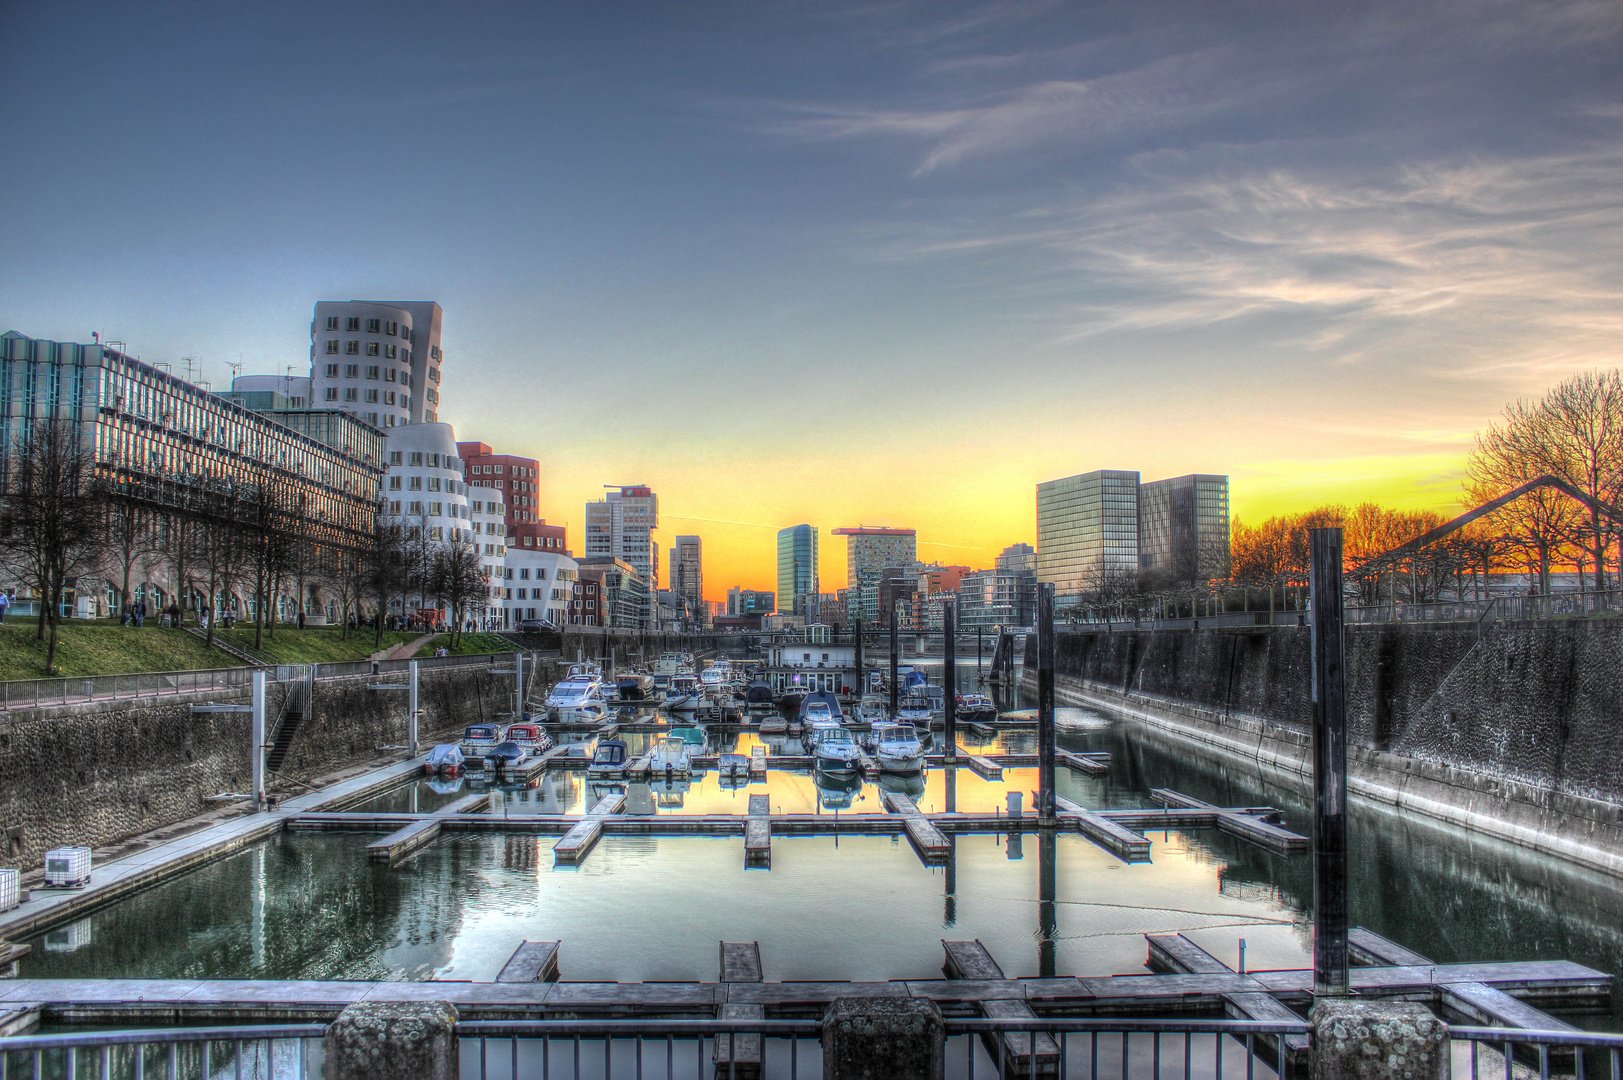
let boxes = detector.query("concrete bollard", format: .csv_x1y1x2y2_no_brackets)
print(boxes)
1309,999,1447,1080
325,1000,459,1080
821,996,944,1080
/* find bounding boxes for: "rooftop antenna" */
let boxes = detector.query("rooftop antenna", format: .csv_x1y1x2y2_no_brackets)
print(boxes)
181,357,201,384
227,360,243,383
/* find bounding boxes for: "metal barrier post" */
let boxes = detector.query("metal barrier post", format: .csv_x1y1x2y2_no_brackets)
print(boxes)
943,600,956,764
251,670,267,812
408,660,420,758
1037,582,1056,826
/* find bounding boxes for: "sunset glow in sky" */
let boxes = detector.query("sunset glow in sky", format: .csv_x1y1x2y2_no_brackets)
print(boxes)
3,1,1618,598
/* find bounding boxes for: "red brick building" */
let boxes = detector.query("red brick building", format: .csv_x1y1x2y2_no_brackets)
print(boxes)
457,441,545,530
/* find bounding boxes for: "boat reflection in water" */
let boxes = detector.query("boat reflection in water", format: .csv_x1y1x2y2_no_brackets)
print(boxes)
815,769,863,810
876,771,926,800
425,775,466,797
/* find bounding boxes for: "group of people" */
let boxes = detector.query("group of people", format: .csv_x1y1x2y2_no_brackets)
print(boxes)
121,601,239,630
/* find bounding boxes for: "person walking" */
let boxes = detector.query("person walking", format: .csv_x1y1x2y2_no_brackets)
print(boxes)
0,590,10,624
168,601,180,629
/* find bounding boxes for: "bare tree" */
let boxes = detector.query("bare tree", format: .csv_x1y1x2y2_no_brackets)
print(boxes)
364,520,408,648
103,492,161,620
433,534,487,647
0,421,107,672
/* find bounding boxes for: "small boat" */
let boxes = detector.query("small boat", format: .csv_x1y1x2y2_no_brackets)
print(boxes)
718,753,751,784
654,651,690,676
615,673,656,702
484,740,530,772
956,694,998,724
425,743,465,776
776,687,809,713
588,738,629,775
868,722,924,774
758,715,788,735
650,735,693,774
503,722,555,755
665,674,700,710
459,724,500,764
801,691,844,725
745,679,775,707
699,664,726,691
855,694,889,727
546,671,607,717
896,694,934,724
812,725,862,773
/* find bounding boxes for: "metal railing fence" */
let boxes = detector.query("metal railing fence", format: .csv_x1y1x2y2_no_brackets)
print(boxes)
0,651,524,713
0,1023,325,1080
5,1016,1623,1079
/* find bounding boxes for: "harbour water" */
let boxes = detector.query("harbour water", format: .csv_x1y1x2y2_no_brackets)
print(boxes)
16,693,1623,1028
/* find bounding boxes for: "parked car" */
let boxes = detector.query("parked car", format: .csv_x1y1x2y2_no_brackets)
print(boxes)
516,619,559,633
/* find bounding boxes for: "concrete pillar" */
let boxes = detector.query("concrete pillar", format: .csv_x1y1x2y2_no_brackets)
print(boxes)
1308,1000,1447,1080
821,997,944,1080
325,1000,459,1080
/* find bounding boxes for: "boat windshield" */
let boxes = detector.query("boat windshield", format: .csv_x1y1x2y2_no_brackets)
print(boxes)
804,703,832,720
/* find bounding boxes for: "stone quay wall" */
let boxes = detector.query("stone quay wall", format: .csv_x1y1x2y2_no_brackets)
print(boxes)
0,663,510,872
1025,620,1623,876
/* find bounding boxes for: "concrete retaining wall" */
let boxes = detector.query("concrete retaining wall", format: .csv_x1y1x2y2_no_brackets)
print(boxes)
0,664,507,872
1026,620,1623,876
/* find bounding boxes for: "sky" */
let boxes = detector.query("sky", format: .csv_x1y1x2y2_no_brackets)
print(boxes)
2,0,1619,599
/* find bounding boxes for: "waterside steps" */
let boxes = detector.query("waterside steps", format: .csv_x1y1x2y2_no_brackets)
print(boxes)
1149,789,1309,854
495,940,561,983
942,940,1059,1076
1145,933,1310,1073
552,792,628,866
745,795,771,867
366,792,491,867
1053,795,1152,862
881,792,952,864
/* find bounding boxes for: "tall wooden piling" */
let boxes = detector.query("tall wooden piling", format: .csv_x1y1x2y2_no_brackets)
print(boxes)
1036,583,1056,825
943,600,957,762
1038,827,1057,978
889,607,899,718
1310,528,1349,997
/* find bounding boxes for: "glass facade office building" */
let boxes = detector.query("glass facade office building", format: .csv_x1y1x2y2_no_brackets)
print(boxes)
0,332,384,551
1138,474,1231,582
776,524,818,617
1036,470,1141,596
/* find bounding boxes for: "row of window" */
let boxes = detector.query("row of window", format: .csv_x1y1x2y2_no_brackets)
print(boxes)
388,451,461,469
325,362,409,384
325,316,411,340
469,462,533,476
512,588,571,601
388,473,456,492
329,387,408,408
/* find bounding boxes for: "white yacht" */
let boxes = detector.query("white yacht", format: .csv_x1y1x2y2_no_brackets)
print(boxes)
867,722,924,774
812,725,862,773
546,672,609,722
649,735,693,775
896,694,934,724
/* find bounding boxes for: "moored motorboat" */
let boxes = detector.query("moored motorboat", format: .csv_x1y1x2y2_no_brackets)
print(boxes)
650,735,693,774
867,721,924,773
484,740,530,772
588,738,628,775
503,722,555,755
895,694,933,724
718,753,750,785
459,724,500,765
758,715,788,734
425,743,465,776
812,724,862,773
745,679,775,708
956,693,997,724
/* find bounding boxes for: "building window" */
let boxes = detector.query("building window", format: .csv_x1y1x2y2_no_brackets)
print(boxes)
430,453,441,467
385,415,395,427
346,340,359,354
367,318,380,333
390,451,403,465
385,345,397,359
325,363,339,377
345,364,358,377
429,503,443,516
389,500,401,514
346,317,360,331
387,321,398,335
386,368,397,382
389,476,402,490
427,477,442,492
535,568,546,579
366,412,378,425
364,342,377,357
384,391,395,405
326,316,339,330
431,526,443,540
517,588,527,600
409,501,423,514
343,388,358,402
408,476,422,491
365,366,379,379
324,387,338,401
409,452,423,466
365,389,378,403
325,341,339,354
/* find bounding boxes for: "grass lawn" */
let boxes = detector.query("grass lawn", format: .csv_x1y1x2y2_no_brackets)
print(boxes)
415,632,515,657
211,626,422,664
0,621,245,679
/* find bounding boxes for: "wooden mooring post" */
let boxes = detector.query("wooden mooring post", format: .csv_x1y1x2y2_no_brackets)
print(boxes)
853,618,863,695
1036,582,1056,825
1310,527,1349,998
943,600,956,763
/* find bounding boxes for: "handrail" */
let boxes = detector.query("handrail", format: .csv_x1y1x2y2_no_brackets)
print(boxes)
0,1024,327,1052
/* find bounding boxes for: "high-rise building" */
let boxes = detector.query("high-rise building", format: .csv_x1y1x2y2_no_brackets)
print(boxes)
575,555,648,629
832,527,917,625
776,524,819,616
585,486,658,588
1036,471,1140,597
669,535,703,624
309,301,444,428
1138,474,1231,582
996,543,1036,573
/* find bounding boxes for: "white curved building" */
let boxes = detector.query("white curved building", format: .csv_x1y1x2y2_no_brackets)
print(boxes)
501,548,577,629
382,422,470,545
310,300,444,428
